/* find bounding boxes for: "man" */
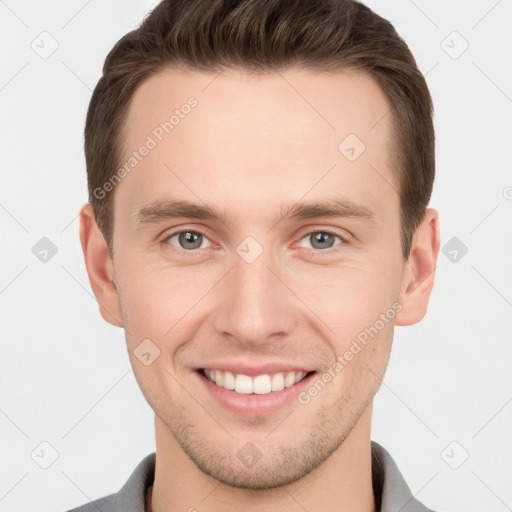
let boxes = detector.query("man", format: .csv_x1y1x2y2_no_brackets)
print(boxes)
70,0,441,510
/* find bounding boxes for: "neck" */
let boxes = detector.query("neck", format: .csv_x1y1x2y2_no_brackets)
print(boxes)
149,405,376,512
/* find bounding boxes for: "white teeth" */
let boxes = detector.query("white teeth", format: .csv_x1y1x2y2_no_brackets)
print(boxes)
203,369,310,395
253,374,272,394
223,371,235,390
295,371,306,383
214,369,224,387
284,372,296,387
235,374,253,394
271,373,284,391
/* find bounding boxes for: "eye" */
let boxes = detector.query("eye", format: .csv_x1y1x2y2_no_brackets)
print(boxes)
161,227,348,255
163,230,212,251
297,230,345,251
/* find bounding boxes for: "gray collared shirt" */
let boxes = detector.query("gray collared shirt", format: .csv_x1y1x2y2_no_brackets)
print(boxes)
66,441,436,512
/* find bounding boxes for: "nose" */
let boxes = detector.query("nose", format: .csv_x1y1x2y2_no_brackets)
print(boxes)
211,244,299,347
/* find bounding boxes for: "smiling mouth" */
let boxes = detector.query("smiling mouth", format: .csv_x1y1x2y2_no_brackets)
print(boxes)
197,368,316,395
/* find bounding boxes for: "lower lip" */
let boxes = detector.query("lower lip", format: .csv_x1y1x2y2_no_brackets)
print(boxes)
195,370,316,417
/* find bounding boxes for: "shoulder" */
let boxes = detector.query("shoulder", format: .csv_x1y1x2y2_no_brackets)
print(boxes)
371,441,440,512
64,452,155,512
65,492,117,512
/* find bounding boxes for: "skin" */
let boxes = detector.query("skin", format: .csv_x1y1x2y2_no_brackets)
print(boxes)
80,66,440,512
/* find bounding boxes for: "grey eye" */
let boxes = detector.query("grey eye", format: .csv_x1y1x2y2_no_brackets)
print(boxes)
166,231,211,250
299,231,342,250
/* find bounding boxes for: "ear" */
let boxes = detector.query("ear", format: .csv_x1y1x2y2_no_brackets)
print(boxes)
79,202,123,327
395,208,440,326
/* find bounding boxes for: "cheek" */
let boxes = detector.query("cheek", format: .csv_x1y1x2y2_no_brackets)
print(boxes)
316,316,394,409
283,263,399,385
116,259,218,352
285,262,401,339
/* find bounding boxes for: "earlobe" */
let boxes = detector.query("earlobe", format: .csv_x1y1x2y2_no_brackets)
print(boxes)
79,202,123,328
395,208,440,326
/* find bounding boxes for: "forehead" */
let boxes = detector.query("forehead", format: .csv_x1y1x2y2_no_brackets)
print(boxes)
117,66,397,228
125,66,391,149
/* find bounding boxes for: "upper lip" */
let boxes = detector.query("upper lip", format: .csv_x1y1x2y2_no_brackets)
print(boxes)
197,361,315,377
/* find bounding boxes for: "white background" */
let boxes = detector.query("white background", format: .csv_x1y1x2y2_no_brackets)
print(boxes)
1,1,511,511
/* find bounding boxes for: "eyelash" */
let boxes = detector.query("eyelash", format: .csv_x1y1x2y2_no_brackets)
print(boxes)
160,227,349,256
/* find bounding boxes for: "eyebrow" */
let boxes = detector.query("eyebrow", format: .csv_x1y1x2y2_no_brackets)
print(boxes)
133,197,376,227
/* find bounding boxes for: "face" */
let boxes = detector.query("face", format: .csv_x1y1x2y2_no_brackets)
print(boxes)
83,66,434,489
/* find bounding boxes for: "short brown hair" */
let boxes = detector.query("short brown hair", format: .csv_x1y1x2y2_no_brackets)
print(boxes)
85,0,435,260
